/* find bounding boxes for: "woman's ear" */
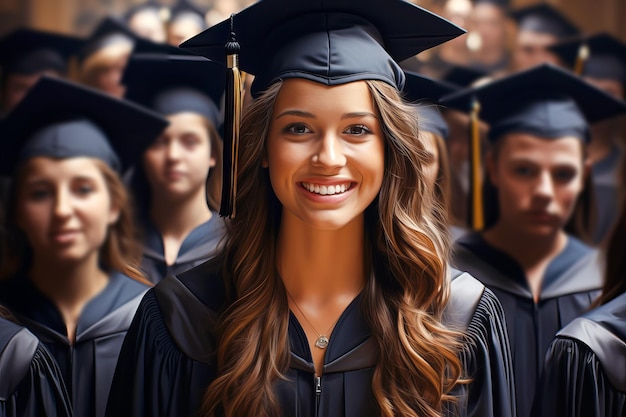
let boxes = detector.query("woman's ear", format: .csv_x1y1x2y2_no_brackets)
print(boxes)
261,152,269,168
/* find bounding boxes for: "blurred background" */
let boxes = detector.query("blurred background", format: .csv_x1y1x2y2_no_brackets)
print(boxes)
1,0,624,41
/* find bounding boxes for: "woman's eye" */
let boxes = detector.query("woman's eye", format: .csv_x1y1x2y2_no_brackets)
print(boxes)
284,124,311,135
74,183,95,196
28,189,50,201
345,125,371,135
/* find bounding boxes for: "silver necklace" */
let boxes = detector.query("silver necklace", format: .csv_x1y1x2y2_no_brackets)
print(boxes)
286,291,340,349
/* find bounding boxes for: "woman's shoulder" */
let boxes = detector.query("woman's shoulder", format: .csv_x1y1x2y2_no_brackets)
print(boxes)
0,317,41,398
149,256,226,363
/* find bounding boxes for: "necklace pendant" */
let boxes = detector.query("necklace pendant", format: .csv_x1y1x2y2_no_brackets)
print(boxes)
315,335,329,349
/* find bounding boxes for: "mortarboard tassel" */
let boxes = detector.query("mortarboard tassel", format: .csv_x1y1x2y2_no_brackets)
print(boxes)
220,13,243,218
573,43,589,76
469,97,484,231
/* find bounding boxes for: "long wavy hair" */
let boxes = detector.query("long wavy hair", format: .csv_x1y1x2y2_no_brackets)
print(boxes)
202,80,464,417
0,159,148,285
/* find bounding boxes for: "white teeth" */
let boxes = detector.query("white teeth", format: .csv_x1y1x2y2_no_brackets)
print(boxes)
302,182,351,195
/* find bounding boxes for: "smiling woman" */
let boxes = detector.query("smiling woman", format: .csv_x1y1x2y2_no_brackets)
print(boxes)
106,1,515,417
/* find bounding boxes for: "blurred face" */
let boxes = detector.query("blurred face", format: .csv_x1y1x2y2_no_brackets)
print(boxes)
128,10,166,43
585,77,624,100
143,112,215,200
3,70,59,114
488,133,586,238
16,157,119,264
266,79,385,231
91,48,130,98
420,131,440,187
167,18,204,46
471,3,508,51
513,30,560,71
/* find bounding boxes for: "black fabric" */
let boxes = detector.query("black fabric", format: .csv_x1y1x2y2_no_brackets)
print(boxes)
0,76,168,175
140,213,226,284
181,0,465,97
531,290,626,417
510,4,579,38
440,64,626,144
106,258,514,417
0,317,73,417
0,273,148,417
452,233,603,417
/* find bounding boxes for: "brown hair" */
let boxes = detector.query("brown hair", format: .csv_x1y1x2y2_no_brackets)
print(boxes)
202,80,463,417
1,158,149,285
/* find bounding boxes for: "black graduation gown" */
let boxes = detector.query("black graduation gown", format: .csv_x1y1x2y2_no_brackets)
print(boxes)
140,213,226,283
0,317,73,417
591,147,622,245
0,272,149,417
531,291,626,417
452,233,603,417
106,257,515,417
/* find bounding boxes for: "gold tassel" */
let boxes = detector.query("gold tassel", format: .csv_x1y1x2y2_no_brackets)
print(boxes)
573,43,590,76
220,14,243,218
470,97,483,231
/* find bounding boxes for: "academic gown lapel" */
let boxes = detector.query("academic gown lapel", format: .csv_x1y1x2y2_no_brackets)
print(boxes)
452,233,603,417
278,294,379,417
141,213,225,283
0,272,148,417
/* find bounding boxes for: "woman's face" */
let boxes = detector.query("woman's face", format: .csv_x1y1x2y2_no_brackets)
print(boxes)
488,133,586,238
143,112,215,201
15,157,120,264
420,131,440,188
92,48,130,99
266,79,385,231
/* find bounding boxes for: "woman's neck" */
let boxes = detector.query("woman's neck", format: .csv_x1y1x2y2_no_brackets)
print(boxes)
29,253,109,342
277,215,366,299
149,187,213,241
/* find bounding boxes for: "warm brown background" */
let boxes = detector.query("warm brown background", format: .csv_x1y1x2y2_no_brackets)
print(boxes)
0,0,625,41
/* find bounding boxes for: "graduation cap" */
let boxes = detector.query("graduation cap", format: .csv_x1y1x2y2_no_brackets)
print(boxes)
0,76,168,176
79,16,185,62
0,28,83,76
180,0,466,217
441,63,626,230
123,54,225,127
441,64,488,88
550,33,626,84
403,71,458,140
510,3,579,38
169,0,207,28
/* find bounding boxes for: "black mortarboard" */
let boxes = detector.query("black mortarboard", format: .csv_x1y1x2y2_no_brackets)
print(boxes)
169,0,207,28
181,0,466,97
441,63,626,144
181,0,465,217
79,16,184,62
0,76,168,175
123,54,224,127
0,28,83,76
441,65,488,88
510,4,579,38
550,33,626,84
403,71,458,140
